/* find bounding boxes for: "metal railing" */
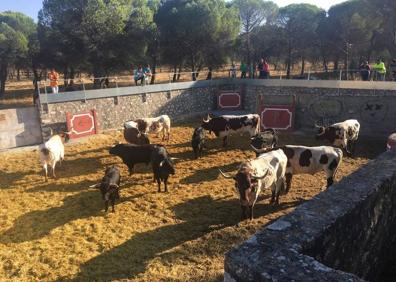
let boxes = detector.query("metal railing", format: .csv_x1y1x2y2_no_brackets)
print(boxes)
36,68,396,96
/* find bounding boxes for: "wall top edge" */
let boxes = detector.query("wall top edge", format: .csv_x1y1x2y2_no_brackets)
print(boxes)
39,79,396,104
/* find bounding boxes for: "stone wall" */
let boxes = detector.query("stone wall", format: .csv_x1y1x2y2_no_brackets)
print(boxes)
244,85,396,137
40,86,215,133
224,150,396,282
38,79,396,139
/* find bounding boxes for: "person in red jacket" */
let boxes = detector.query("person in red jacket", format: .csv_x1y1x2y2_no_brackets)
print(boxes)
48,68,59,93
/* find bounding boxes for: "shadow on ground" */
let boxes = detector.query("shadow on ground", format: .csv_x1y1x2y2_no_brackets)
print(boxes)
67,196,304,281
0,190,143,243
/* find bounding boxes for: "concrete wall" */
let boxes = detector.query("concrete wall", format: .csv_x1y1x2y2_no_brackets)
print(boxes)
38,79,396,138
0,107,42,150
224,150,396,282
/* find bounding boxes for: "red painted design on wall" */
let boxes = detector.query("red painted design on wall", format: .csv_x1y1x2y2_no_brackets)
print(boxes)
217,91,241,110
66,110,98,139
259,96,296,132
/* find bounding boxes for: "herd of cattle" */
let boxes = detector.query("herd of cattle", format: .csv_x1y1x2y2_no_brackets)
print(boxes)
37,113,394,220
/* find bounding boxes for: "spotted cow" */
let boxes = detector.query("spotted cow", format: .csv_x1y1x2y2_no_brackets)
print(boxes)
124,114,171,141
219,149,287,221
201,114,260,147
315,119,360,156
251,144,343,192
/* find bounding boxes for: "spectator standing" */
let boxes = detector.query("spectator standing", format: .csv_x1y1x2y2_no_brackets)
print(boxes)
249,63,255,79
240,62,247,79
229,63,237,78
257,58,270,79
48,68,59,93
359,61,371,81
390,59,396,81
372,58,386,81
143,64,152,85
134,65,144,86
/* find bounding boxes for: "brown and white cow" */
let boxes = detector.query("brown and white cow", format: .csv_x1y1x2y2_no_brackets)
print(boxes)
219,149,287,221
387,133,396,151
124,114,171,141
123,125,150,145
315,119,360,156
251,144,343,192
201,114,260,147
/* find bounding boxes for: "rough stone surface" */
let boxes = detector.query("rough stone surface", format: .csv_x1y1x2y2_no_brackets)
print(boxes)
39,80,396,139
224,150,396,282
40,88,214,133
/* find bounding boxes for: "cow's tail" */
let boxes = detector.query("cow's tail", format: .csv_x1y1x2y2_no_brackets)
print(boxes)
334,148,343,177
255,114,261,135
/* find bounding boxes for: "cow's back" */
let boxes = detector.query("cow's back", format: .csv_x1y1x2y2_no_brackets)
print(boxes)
284,145,340,175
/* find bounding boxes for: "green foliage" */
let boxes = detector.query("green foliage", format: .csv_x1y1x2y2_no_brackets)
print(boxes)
156,0,240,78
0,12,36,95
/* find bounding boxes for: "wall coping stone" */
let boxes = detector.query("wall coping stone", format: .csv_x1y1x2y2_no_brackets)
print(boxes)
39,79,396,104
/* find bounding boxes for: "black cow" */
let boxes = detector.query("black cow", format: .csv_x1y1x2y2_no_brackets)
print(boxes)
151,145,175,192
109,143,157,175
191,127,206,159
250,128,278,156
201,114,260,147
90,165,121,212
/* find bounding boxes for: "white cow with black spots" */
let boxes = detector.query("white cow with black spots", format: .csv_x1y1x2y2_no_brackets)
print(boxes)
251,144,343,192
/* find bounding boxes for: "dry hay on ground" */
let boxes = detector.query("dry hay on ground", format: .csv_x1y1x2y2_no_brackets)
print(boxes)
0,124,382,281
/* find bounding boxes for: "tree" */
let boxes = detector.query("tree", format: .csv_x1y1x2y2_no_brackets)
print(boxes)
38,0,89,86
277,4,325,78
232,0,277,66
156,0,240,80
0,12,35,96
126,0,160,84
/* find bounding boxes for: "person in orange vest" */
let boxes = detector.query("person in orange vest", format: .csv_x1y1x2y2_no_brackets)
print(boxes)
48,68,59,93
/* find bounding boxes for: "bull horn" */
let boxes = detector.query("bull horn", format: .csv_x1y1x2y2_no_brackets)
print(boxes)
170,157,179,161
250,144,268,154
89,183,101,188
159,160,165,167
314,122,322,128
218,169,234,179
251,169,269,180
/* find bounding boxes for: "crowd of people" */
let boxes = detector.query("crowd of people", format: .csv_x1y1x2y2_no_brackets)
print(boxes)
133,64,152,86
359,58,396,81
229,58,270,79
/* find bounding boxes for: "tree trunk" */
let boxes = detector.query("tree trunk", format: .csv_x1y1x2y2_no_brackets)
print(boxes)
69,67,75,86
286,43,292,79
206,67,212,80
63,66,69,88
300,56,305,76
0,63,8,97
172,65,177,82
17,68,21,81
150,57,157,85
177,65,182,81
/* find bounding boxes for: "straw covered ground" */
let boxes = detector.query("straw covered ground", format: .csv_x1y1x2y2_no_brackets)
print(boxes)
0,123,383,281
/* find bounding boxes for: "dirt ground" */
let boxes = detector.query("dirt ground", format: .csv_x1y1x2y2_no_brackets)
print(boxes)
0,123,383,281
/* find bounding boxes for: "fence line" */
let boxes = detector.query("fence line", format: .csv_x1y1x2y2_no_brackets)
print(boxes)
36,68,396,96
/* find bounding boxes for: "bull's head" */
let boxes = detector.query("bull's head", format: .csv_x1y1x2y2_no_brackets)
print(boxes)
159,158,176,175
314,123,327,140
219,165,269,220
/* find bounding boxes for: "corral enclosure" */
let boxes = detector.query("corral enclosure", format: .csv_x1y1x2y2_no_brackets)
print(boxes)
0,123,383,281
1,79,395,281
